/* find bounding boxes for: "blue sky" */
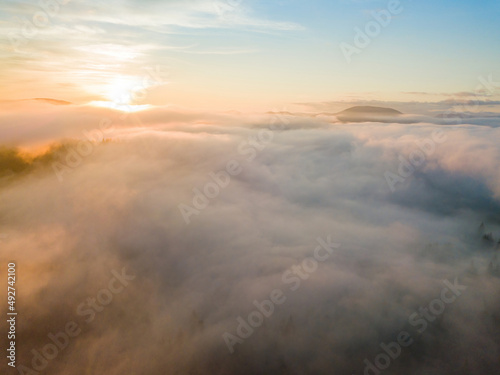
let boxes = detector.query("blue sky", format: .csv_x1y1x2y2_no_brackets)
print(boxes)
1,0,499,110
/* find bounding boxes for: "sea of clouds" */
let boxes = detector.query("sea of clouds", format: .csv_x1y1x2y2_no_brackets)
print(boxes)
0,102,499,374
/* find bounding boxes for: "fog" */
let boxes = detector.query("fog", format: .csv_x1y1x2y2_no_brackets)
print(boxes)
1,103,499,374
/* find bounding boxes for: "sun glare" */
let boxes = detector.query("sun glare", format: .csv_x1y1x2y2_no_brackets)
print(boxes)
106,76,144,104
89,100,152,112
88,75,153,112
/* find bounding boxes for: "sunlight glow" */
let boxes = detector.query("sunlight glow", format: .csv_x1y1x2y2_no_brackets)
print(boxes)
89,101,152,112
106,76,145,105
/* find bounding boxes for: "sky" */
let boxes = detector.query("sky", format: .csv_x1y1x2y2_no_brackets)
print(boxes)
2,2,500,374
1,0,500,111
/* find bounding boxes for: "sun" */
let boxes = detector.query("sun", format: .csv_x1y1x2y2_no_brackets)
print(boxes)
89,75,152,112
106,76,143,104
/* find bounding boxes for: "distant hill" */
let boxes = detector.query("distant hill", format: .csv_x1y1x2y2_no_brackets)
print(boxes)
0,98,73,107
266,106,417,124
338,106,402,116
336,106,402,122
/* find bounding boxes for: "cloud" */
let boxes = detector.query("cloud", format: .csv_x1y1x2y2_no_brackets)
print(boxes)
402,91,493,98
295,99,500,123
0,0,303,105
1,102,500,374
